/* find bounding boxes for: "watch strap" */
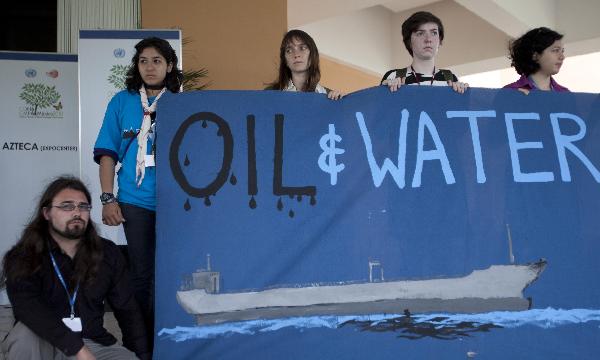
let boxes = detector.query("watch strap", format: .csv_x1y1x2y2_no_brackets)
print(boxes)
100,192,117,205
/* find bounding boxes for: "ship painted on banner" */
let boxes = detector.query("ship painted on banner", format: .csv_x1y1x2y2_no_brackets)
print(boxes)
177,255,547,325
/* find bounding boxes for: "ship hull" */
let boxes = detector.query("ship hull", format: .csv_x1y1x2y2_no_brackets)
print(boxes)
192,297,530,325
177,260,546,325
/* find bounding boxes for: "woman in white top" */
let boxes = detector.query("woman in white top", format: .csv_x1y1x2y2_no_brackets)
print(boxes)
266,29,343,100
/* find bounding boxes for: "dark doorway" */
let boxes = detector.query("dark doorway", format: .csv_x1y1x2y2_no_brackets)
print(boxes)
1,1,57,52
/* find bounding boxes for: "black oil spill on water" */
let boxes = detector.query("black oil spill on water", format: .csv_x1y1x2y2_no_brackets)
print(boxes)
340,310,502,340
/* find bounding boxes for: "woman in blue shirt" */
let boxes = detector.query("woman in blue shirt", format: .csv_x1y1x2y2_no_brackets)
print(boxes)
93,37,183,351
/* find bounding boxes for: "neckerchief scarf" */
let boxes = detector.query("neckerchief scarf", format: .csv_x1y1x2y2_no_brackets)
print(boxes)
136,85,166,187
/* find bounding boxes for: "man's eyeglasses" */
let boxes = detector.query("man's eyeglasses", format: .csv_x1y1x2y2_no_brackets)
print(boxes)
48,203,93,212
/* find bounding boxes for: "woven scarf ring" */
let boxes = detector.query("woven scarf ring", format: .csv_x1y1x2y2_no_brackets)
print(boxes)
136,85,166,186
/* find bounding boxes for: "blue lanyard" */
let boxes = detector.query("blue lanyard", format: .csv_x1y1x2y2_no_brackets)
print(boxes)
49,250,79,319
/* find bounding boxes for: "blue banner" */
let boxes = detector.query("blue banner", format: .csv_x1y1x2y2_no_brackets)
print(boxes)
155,86,600,359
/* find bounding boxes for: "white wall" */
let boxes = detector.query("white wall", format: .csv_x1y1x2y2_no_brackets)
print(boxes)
298,6,393,75
292,1,600,82
461,52,600,93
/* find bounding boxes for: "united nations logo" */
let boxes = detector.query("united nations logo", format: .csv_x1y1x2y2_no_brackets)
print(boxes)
113,48,126,58
25,69,37,78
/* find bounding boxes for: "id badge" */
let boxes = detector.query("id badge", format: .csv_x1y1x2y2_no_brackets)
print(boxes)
144,154,155,167
62,317,82,332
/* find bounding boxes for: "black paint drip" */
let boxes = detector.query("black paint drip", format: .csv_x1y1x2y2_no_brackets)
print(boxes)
296,195,302,202
229,173,237,185
184,154,190,166
310,195,316,206
249,196,257,209
277,197,283,211
204,196,211,206
184,198,191,211
201,120,207,128
288,210,295,218
217,128,222,137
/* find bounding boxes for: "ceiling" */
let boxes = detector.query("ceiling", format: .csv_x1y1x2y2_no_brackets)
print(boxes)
288,0,600,77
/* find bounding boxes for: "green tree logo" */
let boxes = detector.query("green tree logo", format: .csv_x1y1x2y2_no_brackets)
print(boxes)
19,83,61,115
107,64,129,90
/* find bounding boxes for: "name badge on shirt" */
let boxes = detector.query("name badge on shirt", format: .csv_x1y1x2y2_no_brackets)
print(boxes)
144,154,155,167
62,317,82,332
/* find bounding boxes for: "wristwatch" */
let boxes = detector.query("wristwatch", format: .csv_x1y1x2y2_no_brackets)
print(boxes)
100,192,117,205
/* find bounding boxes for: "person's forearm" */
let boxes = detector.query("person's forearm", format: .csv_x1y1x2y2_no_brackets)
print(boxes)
99,156,116,193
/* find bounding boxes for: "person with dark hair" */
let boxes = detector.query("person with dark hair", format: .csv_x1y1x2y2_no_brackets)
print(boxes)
381,11,468,93
504,27,568,94
0,176,149,360
93,36,183,351
266,29,343,100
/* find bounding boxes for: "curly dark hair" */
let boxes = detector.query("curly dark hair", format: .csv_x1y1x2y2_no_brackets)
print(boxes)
125,37,183,93
509,27,563,76
1,176,103,289
402,11,445,56
266,29,321,92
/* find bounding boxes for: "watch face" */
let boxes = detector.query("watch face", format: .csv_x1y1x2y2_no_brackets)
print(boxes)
100,193,114,202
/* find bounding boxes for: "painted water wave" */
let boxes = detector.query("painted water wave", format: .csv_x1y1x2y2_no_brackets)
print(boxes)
158,308,600,342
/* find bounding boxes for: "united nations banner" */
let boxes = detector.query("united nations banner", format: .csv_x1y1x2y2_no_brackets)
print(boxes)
154,86,600,359
0,52,78,304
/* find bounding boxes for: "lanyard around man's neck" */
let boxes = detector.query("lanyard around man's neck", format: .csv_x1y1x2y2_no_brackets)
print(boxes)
49,248,80,319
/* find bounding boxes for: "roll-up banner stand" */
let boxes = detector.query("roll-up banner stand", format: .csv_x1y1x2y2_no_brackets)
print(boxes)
0,51,79,304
